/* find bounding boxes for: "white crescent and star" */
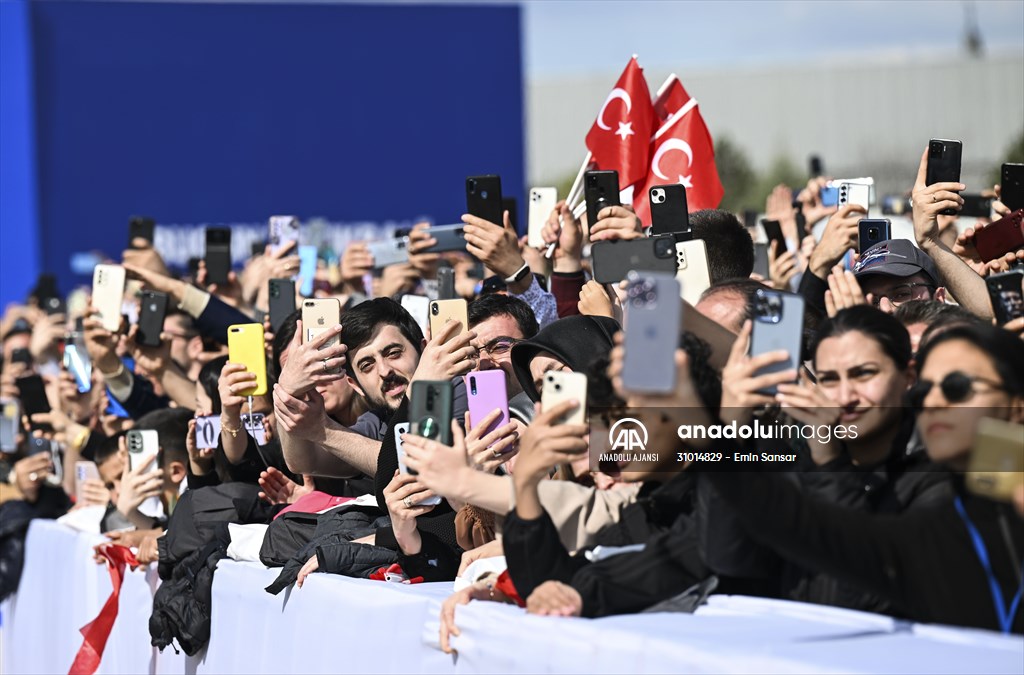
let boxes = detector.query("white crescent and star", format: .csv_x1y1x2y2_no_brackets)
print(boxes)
597,87,632,131
652,138,695,188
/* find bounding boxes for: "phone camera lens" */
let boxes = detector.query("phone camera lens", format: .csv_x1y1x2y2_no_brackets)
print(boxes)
431,304,439,315
554,383,561,391
481,190,489,200
468,180,477,193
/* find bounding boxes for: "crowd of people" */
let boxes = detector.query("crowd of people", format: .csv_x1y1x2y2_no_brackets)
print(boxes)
1,146,1022,659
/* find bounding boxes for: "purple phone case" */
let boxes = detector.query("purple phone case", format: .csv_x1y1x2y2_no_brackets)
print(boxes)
464,370,510,443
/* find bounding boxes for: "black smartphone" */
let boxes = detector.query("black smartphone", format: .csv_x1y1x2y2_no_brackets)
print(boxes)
986,270,1024,326
466,175,504,226
959,194,993,219
204,227,232,285
502,196,518,233
809,155,824,178
421,224,469,254
858,219,892,253
648,184,690,238
15,374,52,432
1002,163,1024,213
137,290,169,347
742,209,759,231
584,170,620,228
925,139,963,216
250,241,266,258
128,216,156,248
753,243,770,278
590,236,677,285
35,274,64,316
761,219,786,255
437,263,456,300
409,380,454,470
268,278,297,333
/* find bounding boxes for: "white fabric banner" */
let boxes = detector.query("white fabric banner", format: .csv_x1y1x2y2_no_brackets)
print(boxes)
2,520,1022,675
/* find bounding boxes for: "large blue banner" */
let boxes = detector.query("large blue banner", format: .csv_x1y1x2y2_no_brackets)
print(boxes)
12,0,523,299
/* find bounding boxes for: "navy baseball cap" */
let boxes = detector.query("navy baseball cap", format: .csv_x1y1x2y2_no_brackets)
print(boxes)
854,239,940,286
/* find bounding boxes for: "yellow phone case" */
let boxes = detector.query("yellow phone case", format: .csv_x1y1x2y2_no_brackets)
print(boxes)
227,323,268,397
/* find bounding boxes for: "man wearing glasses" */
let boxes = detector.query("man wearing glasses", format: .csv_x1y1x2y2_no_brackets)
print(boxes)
854,239,945,314
467,294,538,405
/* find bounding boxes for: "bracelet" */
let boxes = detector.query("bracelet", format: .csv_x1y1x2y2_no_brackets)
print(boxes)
70,427,91,452
101,361,126,379
221,416,241,438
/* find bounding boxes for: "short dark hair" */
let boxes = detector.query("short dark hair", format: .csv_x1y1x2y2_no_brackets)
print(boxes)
135,408,192,468
916,323,1024,397
340,298,424,377
916,306,984,351
894,300,976,329
689,209,755,282
698,277,771,325
94,431,126,467
272,309,302,379
198,355,229,414
468,294,539,339
812,305,912,371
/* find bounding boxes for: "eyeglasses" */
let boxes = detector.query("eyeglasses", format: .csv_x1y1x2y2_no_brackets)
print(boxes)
907,371,1006,410
470,337,520,360
871,282,935,307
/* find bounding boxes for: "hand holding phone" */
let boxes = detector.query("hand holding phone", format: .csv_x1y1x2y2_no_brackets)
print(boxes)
925,139,963,216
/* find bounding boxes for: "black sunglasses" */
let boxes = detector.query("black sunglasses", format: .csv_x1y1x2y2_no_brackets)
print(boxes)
907,372,1005,410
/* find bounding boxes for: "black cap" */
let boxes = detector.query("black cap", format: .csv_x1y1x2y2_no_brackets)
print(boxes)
854,239,940,286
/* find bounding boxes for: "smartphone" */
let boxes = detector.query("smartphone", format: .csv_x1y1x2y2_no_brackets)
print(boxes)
649,184,690,238
465,175,504,226
204,227,232,285
241,412,267,445
838,182,870,213
986,270,1024,326
128,216,155,248
194,415,222,450
820,186,839,207
809,155,824,178
623,272,681,394
75,461,101,503
301,298,342,369
10,348,32,368
298,245,318,297
437,264,456,300
590,236,677,285
366,237,410,269
465,370,510,441
926,139,963,216
753,243,770,279
429,299,468,340
126,429,158,473
761,219,786,255
137,290,168,348
401,294,430,337
63,342,92,394
268,215,300,255
410,380,454,446
503,196,518,233
1002,163,1024,212
394,421,442,503
858,219,892,253
974,209,1024,262
674,240,712,305
268,279,297,333
960,194,993,219
227,324,268,396
966,417,1024,502
749,289,805,395
541,371,587,426
528,187,558,248
92,264,126,332
420,224,468,254
0,399,20,452
16,374,51,431
27,437,63,487
584,170,620,229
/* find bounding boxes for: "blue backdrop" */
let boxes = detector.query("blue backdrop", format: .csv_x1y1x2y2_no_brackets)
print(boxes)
1,0,523,305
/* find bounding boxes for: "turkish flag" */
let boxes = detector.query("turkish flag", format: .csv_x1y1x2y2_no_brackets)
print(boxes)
585,57,657,189
633,103,724,227
652,73,692,124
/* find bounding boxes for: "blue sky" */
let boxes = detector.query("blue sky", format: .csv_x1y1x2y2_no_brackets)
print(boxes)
518,0,1024,77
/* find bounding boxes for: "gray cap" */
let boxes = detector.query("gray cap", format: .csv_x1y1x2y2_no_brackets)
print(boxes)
853,239,940,286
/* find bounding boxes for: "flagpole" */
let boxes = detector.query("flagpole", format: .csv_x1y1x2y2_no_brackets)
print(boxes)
565,151,592,210
654,98,698,141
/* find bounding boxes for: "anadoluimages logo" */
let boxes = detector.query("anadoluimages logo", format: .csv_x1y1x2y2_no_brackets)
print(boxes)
609,418,649,452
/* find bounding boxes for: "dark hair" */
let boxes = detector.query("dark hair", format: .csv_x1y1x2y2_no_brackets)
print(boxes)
198,355,229,414
894,300,977,330
812,305,912,371
135,408,192,468
272,309,302,378
94,431,126,466
164,309,198,337
689,210,755,282
698,277,771,325
915,324,1024,397
468,294,539,340
340,298,424,377
917,307,984,352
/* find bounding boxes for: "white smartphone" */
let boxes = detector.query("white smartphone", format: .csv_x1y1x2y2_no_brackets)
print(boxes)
394,422,441,506
401,294,430,338
839,183,870,213
674,240,712,306
126,429,158,472
528,187,558,248
268,215,300,255
92,264,126,332
541,371,588,426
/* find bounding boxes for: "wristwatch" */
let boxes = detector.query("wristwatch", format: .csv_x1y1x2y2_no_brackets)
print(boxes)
503,262,531,284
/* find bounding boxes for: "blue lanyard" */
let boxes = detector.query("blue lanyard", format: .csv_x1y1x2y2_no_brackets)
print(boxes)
954,497,1024,634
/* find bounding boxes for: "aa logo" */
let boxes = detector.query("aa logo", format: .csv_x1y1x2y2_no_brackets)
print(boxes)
609,418,649,452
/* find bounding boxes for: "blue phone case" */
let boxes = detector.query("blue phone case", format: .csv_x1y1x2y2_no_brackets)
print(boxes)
298,245,318,297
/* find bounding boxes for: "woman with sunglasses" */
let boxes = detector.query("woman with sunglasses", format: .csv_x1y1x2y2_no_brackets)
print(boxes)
697,323,1024,633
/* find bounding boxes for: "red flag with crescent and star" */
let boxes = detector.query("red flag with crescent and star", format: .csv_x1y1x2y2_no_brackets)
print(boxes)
632,97,724,227
585,57,657,189
652,73,692,124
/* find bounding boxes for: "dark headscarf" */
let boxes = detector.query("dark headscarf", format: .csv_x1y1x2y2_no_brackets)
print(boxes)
510,315,620,401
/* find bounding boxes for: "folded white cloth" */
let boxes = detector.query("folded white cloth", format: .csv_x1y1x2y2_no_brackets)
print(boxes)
453,555,507,592
227,523,269,562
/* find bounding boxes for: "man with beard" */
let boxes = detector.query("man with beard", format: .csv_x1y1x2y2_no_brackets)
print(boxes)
274,299,475,480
